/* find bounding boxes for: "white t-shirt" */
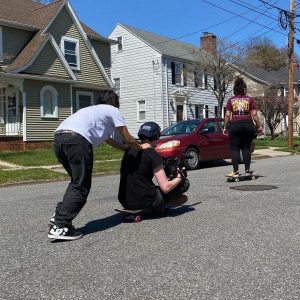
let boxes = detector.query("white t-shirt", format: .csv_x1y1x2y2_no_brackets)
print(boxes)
55,104,126,146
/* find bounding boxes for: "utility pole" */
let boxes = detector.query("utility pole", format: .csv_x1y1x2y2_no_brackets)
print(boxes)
288,0,295,149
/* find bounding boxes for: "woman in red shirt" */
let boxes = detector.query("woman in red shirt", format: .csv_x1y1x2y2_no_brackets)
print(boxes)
223,77,263,177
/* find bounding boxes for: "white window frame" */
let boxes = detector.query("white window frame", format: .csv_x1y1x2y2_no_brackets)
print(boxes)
61,36,80,70
0,26,3,63
40,85,58,118
116,36,123,51
137,100,146,122
76,91,93,111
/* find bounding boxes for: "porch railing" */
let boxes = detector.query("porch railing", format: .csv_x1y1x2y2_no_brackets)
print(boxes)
0,114,22,136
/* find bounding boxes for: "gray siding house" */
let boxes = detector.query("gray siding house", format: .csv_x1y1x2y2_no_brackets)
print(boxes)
109,24,226,137
0,0,115,150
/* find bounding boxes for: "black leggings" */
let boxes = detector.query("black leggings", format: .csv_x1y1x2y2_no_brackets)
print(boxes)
229,121,256,172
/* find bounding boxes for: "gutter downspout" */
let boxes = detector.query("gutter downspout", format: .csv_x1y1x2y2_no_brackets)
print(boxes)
160,56,164,128
164,58,170,127
22,92,27,145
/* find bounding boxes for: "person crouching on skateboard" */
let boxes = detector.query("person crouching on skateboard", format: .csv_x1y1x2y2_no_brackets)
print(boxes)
223,77,263,177
118,122,190,214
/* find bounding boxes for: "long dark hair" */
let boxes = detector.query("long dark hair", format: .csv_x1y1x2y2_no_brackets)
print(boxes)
96,90,120,108
233,77,247,96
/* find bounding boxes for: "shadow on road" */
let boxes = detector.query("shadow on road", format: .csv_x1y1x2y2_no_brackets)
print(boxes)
78,213,122,236
76,201,202,236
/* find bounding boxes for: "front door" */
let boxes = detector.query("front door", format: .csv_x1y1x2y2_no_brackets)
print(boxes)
176,104,183,122
5,89,19,135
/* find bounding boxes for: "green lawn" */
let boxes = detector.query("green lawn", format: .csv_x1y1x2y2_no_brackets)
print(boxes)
254,137,300,154
0,144,124,166
0,168,68,185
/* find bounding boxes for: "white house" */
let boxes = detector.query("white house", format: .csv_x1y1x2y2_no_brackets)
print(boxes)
108,24,227,136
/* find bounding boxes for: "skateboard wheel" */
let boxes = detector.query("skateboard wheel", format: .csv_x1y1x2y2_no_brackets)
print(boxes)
134,215,142,222
235,178,239,182
251,176,255,180
226,178,230,182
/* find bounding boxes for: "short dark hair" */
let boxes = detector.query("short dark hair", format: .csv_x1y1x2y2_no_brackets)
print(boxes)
233,77,247,96
96,90,120,108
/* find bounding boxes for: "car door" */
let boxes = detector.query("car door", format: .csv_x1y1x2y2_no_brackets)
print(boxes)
217,119,231,158
198,119,229,160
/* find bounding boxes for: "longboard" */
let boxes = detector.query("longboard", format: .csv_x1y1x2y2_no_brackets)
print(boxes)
226,173,256,182
115,208,143,222
115,196,188,222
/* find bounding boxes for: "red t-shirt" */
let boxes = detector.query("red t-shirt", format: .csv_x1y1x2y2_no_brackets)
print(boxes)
226,95,256,122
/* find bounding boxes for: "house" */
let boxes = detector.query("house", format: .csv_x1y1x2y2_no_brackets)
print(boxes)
108,24,269,137
0,0,115,150
245,66,300,134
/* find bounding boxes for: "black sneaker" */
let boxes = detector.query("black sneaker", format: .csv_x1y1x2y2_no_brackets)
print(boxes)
48,224,83,241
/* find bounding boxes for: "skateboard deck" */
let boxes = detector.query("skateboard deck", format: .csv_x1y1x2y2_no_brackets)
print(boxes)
226,173,256,182
115,197,188,222
115,208,144,222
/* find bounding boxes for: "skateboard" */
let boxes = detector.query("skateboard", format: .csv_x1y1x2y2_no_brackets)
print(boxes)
115,196,188,222
115,208,144,222
226,173,256,182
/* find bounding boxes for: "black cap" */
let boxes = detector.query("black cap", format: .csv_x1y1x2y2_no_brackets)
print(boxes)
138,122,161,141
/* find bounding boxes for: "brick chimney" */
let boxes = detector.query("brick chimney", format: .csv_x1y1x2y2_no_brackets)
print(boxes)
200,32,216,55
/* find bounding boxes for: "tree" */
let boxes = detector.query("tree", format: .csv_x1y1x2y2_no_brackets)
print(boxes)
245,37,287,71
256,87,299,139
193,38,246,117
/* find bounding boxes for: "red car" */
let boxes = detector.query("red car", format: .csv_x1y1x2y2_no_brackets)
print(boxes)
155,118,254,170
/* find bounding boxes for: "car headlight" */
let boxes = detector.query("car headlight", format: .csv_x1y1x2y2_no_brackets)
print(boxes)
158,140,181,149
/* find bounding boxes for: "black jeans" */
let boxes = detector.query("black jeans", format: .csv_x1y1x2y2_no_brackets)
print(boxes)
150,178,190,213
228,121,256,172
53,132,93,227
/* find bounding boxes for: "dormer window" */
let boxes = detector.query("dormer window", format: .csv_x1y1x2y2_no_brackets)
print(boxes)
116,36,123,51
61,36,80,70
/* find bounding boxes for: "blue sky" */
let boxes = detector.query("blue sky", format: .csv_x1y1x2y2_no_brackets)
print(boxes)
69,0,300,55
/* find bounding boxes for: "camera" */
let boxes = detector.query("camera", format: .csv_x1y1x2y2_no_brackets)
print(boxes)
163,154,189,180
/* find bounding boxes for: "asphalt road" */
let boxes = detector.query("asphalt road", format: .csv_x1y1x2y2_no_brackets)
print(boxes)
0,156,299,300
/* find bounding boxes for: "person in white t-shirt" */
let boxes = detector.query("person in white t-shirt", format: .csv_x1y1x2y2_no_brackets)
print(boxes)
48,90,141,241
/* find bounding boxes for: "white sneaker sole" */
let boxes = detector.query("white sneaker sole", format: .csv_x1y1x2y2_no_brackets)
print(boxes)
48,234,83,240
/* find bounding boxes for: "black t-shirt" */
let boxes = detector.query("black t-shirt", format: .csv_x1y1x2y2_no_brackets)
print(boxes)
118,147,163,209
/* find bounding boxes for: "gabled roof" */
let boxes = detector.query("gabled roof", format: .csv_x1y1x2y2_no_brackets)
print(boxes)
1,0,113,85
118,23,208,62
245,66,300,85
118,24,293,85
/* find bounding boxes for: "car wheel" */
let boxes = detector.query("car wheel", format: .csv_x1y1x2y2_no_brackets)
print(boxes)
184,148,199,170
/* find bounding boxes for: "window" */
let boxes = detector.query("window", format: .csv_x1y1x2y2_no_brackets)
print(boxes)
204,73,208,89
194,71,201,88
205,105,209,118
195,104,204,119
61,36,80,70
171,62,185,85
40,86,58,118
114,78,120,96
137,100,146,121
213,77,217,90
76,91,93,111
116,36,123,51
0,26,3,63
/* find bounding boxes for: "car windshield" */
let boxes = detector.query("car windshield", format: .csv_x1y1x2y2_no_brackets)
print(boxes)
161,119,201,136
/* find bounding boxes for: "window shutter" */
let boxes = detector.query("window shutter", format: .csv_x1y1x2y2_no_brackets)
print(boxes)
171,62,175,85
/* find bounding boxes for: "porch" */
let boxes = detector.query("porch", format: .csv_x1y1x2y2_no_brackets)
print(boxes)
0,114,22,136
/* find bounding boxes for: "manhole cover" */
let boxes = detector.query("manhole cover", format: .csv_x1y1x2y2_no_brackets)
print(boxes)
230,185,278,191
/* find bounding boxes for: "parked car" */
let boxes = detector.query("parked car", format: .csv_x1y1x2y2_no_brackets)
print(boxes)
154,118,254,170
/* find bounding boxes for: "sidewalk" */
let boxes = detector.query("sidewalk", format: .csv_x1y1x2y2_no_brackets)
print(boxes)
252,147,292,159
